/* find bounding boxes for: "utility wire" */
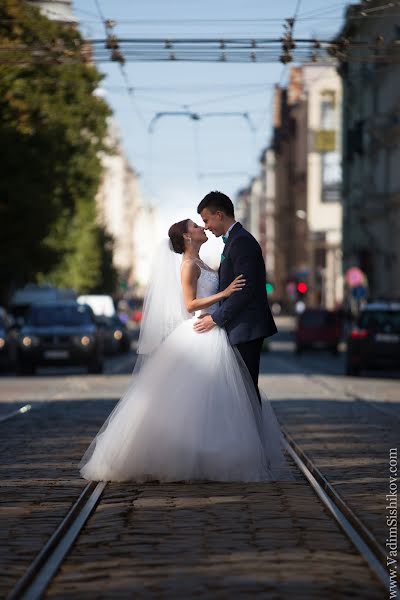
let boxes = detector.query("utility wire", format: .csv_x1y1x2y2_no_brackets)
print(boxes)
255,0,302,137
93,0,147,130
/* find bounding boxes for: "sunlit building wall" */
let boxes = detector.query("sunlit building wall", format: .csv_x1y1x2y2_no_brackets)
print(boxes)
272,65,343,309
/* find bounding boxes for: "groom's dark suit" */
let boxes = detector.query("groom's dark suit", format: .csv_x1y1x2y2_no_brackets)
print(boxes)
212,222,277,402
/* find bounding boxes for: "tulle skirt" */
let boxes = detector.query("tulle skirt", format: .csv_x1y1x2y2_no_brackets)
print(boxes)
79,317,294,483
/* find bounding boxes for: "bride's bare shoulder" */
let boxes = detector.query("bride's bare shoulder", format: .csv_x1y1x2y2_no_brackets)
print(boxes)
181,258,201,277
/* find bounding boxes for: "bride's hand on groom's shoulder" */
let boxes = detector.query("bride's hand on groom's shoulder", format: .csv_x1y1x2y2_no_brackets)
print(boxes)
193,314,216,333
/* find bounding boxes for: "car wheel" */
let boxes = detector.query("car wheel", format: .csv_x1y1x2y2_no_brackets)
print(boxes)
295,344,303,354
345,360,360,376
330,345,339,356
121,339,131,353
18,362,36,376
88,358,103,374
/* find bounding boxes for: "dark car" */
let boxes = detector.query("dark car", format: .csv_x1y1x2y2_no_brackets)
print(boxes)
17,302,104,375
127,298,144,325
345,302,400,376
295,308,342,355
0,308,17,371
95,315,131,355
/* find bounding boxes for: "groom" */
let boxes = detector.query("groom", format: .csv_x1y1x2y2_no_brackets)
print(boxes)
194,190,277,404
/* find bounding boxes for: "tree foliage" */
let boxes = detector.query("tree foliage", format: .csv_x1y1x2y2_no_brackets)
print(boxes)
0,0,115,303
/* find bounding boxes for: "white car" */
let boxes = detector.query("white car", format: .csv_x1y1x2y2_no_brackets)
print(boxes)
77,295,116,318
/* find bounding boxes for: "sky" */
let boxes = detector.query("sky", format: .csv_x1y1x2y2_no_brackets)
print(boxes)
71,0,351,261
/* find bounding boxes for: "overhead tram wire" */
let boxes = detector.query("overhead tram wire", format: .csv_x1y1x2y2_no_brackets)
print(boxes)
1,35,398,65
254,0,302,143
100,83,278,123
93,0,147,131
102,83,278,112
295,1,347,20
2,52,398,65
104,82,276,92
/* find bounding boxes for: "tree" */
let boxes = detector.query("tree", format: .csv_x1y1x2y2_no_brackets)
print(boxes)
41,202,118,295
0,0,113,303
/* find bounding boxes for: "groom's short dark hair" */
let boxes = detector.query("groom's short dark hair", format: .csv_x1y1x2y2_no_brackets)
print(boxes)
197,191,235,217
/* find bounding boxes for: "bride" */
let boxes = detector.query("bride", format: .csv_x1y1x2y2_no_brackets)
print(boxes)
79,219,294,483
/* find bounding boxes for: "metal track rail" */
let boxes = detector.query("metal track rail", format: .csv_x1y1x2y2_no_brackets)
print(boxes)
0,404,32,423
282,427,390,591
7,481,106,600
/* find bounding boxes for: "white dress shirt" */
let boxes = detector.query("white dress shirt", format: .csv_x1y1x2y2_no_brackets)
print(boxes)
224,221,238,240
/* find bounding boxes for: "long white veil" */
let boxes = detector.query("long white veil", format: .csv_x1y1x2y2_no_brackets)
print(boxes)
79,239,192,471
137,238,191,357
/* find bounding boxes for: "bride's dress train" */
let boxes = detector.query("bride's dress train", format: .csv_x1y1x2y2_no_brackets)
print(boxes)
80,264,294,483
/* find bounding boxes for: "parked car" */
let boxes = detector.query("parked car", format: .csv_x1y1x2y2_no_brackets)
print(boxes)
345,301,400,376
95,315,131,355
0,308,17,371
127,298,144,325
77,294,116,318
17,302,104,375
10,284,77,326
295,308,342,355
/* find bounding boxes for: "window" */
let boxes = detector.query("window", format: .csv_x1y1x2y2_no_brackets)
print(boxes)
319,90,341,202
320,91,336,130
321,152,341,202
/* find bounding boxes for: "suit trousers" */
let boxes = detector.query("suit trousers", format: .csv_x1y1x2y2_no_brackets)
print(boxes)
235,337,264,405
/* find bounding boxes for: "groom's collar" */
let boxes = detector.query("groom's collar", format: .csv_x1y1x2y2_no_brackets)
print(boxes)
222,223,242,252
223,221,240,240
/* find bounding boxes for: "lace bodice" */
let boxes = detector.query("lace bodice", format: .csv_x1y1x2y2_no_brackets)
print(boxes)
196,264,219,316
182,259,219,316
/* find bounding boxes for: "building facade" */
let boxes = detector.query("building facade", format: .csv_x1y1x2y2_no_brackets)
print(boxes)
271,64,343,309
132,204,163,295
27,0,77,25
336,0,400,300
234,173,278,295
96,120,141,287
259,148,278,296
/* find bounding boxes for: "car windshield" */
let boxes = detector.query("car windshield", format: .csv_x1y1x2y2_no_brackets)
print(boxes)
27,305,93,327
360,310,400,333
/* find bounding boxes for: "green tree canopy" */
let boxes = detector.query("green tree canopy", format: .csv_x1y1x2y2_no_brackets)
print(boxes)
0,0,116,303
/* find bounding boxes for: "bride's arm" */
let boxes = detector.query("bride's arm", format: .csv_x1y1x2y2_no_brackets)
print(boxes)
181,261,245,313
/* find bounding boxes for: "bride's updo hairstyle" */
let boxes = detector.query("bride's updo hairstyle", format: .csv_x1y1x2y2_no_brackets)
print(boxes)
168,219,190,254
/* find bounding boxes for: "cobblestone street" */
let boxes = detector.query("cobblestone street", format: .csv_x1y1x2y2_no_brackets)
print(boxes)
46,481,382,599
0,319,398,598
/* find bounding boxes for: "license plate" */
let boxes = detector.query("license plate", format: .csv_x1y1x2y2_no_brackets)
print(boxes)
375,334,399,343
44,350,70,359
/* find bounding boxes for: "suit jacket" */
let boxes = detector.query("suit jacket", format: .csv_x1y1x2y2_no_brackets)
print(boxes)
212,222,278,345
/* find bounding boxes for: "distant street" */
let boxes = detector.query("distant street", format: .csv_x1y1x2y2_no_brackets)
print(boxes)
1,316,399,409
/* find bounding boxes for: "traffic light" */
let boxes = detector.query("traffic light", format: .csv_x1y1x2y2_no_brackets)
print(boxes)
266,282,274,295
297,282,308,295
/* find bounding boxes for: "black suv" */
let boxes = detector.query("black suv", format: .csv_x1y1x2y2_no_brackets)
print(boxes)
17,302,104,375
0,308,17,371
345,301,400,376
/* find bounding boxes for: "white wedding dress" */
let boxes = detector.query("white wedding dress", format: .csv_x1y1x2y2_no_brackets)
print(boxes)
80,261,294,483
